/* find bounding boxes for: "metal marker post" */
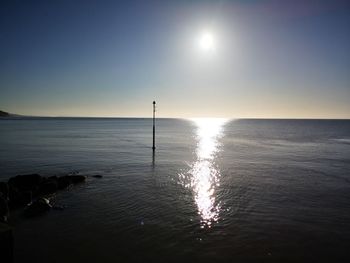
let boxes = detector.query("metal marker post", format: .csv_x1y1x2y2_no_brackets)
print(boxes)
152,101,156,151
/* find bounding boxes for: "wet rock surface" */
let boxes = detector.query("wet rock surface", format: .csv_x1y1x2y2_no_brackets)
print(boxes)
0,193,9,222
0,173,88,221
24,198,52,217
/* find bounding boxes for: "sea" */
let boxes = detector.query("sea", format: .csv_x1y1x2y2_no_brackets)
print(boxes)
0,118,350,263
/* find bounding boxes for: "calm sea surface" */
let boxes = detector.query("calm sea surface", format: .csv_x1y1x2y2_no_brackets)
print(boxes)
0,118,350,262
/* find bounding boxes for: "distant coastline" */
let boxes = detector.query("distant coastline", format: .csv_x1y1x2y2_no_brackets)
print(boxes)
0,110,24,118
0,110,349,120
0,110,10,117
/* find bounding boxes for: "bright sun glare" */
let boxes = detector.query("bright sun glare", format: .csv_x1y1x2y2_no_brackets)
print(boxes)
179,118,227,228
198,32,215,52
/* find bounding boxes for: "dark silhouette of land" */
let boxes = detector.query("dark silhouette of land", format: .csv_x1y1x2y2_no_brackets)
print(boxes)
0,110,10,117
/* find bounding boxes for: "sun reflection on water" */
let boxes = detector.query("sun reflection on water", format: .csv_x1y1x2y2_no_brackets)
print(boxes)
185,118,227,227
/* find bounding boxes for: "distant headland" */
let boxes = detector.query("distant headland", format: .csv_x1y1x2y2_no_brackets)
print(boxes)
0,110,23,118
0,110,10,117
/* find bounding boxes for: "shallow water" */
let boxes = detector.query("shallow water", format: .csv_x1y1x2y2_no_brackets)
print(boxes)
1,118,350,262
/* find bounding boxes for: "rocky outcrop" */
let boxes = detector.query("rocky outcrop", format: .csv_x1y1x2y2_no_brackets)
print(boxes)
38,176,60,195
0,182,9,200
7,174,86,202
8,174,43,193
24,198,52,217
0,194,9,222
0,173,87,220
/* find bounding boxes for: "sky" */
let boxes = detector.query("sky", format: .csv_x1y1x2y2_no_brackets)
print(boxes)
0,0,349,118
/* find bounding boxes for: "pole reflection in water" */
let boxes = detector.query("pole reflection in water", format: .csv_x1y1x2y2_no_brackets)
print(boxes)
183,118,227,228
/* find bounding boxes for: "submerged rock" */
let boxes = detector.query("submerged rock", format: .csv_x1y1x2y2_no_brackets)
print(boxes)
57,175,86,188
24,198,52,217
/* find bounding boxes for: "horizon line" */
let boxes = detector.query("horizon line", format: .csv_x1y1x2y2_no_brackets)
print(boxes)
2,115,350,121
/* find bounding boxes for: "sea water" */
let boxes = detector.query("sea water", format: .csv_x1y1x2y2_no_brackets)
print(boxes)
0,118,349,262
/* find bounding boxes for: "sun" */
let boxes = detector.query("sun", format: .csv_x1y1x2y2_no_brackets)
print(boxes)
198,32,215,52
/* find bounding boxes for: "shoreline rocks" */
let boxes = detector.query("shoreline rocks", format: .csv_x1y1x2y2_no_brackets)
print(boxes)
0,193,9,222
24,198,52,217
0,174,87,220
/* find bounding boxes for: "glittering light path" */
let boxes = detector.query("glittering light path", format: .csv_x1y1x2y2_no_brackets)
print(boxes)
186,118,227,227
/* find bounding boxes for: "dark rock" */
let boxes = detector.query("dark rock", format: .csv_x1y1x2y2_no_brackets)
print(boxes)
8,187,32,207
4,173,87,213
22,191,33,205
38,180,58,195
8,187,19,207
92,175,103,178
48,176,59,182
0,182,9,200
57,176,72,189
24,198,51,217
68,175,86,184
0,194,9,222
8,174,43,192
7,175,39,207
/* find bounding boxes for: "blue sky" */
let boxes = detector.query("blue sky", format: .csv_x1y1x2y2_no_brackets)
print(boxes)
0,0,349,118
